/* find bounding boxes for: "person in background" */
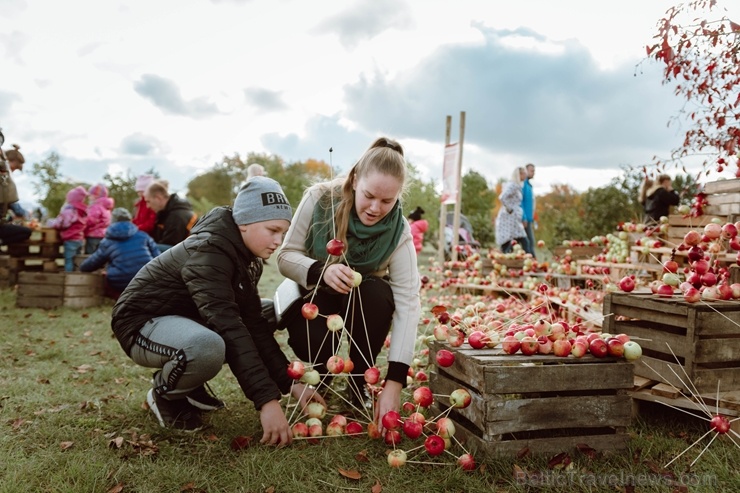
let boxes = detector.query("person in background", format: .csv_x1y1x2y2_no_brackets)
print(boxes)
48,186,88,271
521,163,536,257
246,163,266,180
80,208,159,299
277,136,420,435
0,153,32,245
144,180,197,252
3,144,28,219
644,174,680,223
112,177,322,438
496,167,529,254
85,183,114,254
407,206,428,255
638,177,654,222
133,174,157,236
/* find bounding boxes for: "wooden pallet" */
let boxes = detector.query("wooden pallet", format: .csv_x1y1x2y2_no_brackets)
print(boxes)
0,240,63,258
428,342,632,457
552,245,604,260
602,292,740,394
15,272,104,309
449,283,533,298
630,376,740,433
703,178,740,217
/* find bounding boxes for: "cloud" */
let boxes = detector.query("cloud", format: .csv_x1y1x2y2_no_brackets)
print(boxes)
133,74,221,118
340,23,680,170
311,0,414,49
0,30,29,65
0,90,21,118
244,87,288,113
120,133,167,156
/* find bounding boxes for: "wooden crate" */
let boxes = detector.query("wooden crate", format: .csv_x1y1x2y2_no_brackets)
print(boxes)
602,292,740,393
2,240,62,258
16,272,104,308
428,342,632,457
703,178,740,217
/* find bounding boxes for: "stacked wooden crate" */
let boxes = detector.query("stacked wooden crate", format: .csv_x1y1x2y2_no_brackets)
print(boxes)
428,342,633,457
0,228,63,286
16,272,104,308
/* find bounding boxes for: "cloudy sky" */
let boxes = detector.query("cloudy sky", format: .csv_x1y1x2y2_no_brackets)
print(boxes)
2,0,738,207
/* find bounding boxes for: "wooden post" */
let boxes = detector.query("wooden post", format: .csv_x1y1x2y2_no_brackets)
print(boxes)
450,111,466,263
438,116,452,264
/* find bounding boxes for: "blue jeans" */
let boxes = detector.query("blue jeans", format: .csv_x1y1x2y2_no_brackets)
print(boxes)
524,221,536,258
85,237,102,254
63,240,83,272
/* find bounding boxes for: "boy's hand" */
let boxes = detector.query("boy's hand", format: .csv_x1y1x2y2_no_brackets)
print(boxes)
291,383,326,412
375,380,402,435
259,400,292,446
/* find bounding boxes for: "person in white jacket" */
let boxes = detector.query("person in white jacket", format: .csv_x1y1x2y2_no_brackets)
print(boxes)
277,136,420,434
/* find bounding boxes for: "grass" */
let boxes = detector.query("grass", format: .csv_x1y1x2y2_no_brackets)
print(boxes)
1,251,739,492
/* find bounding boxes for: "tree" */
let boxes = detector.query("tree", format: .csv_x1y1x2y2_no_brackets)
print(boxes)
646,0,740,176
536,184,585,248
103,170,139,213
459,170,496,247
29,152,88,218
403,162,440,250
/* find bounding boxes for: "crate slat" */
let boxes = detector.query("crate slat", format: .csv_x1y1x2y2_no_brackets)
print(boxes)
703,179,740,195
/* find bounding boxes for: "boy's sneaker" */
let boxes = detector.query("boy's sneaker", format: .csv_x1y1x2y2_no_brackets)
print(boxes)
187,384,226,411
146,389,204,431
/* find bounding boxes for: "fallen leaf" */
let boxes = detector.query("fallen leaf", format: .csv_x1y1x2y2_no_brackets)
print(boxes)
107,483,124,493
338,468,362,480
83,330,93,336
516,446,531,459
60,441,74,450
179,482,196,491
11,418,27,429
81,313,90,318
513,464,527,482
264,487,275,493
204,433,219,442
547,452,571,470
431,305,448,316
355,449,370,462
47,313,59,318
37,377,50,384
371,479,382,493
230,435,253,451
576,443,597,459
109,436,124,449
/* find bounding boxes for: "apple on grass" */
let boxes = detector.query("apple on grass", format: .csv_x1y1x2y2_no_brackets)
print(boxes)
326,421,344,436
384,429,402,445
305,401,326,419
402,418,424,439
436,417,456,438
387,449,407,467
710,415,731,434
345,421,364,436
291,422,309,438
457,453,476,471
424,435,446,456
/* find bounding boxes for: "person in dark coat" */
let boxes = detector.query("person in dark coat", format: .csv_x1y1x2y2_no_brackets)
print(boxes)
144,180,198,252
80,208,159,297
111,177,323,440
644,174,680,222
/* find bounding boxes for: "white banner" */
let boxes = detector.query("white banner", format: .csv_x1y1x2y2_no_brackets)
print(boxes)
440,143,459,205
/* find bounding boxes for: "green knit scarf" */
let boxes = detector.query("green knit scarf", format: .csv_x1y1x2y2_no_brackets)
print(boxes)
306,193,405,275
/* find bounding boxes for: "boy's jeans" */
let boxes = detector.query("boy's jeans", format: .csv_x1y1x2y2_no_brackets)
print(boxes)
63,240,83,271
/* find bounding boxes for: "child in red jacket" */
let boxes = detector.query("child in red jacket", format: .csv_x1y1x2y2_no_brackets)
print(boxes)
48,186,88,271
133,174,157,236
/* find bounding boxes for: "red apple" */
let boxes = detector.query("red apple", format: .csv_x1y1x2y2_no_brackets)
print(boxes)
408,411,426,425
683,230,701,246
381,410,401,431
326,355,345,374
343,358,354,374
326,421,345,436
656,283,674,298
291,422,308,438
502,335,521,355
346,421,364,436
570,341,588,358
710,415,731,434
449,388,472,409
436,349,456,367
537,336,553,355
301,302,319,320
618,275,636,292
520,336,539,356
424,435,446,456
730,283,740,299
384,429,402,445
326,238,345,256
589,338,608,358
413,386,434,407
447,328,465,347
552,339,572,357
467,330,489,349
457,453,476,471
606,338,625,357
704,223,722,240
436,417,456,438
364,366,380,384
402,418,423,439
286,360,305,380
433,324,449,341
683,286,702,303
415,370,428,382
367,421,382,439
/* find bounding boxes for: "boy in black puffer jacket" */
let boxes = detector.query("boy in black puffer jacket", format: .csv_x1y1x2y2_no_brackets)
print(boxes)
112,177,324,441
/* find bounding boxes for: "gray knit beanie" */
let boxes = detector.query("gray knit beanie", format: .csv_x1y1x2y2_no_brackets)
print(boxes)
112,207,132,222
232,176,292,225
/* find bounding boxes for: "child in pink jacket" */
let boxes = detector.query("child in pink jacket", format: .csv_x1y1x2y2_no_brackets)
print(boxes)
85,183,115,253
48,186,88,271
408,207,428,254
